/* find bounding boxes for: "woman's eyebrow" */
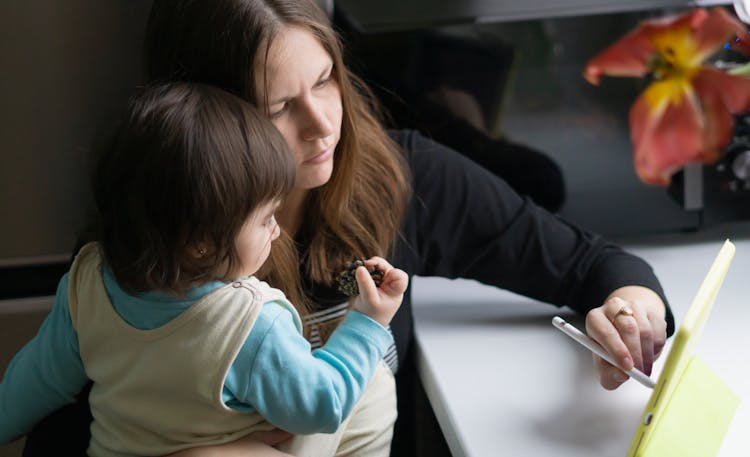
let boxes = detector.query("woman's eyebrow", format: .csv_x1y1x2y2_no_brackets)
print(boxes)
268,63,333,106
317,64,333,80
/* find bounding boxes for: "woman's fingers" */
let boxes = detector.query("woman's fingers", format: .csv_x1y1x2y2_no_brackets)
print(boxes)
252,429,293,446
632,303,654,375
587,301,635,372
594,355,627,390
587,297,655,388
165,429,293,456
608,297,644,373
650,312,668,359
586,287,668,389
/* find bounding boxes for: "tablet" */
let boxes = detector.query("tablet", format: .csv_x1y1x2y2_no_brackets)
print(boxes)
627,239,739,457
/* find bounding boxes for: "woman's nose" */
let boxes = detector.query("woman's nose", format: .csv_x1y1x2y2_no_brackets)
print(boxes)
300,99,333,141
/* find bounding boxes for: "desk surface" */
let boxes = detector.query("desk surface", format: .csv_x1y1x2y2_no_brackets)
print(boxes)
412,228,750,457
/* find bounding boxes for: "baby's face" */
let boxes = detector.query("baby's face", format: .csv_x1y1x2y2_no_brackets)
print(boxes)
231,199,282,278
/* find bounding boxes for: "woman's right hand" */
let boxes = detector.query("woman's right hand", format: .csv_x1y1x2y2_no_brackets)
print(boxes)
585,287,667,390
351,257,408,327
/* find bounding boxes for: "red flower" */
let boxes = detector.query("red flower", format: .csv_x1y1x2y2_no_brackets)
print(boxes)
585,8,750,185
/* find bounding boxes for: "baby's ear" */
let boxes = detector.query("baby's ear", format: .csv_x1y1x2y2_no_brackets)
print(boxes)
192,245,208,259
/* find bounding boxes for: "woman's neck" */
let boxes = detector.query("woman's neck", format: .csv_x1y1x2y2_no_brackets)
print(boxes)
278,188,309,237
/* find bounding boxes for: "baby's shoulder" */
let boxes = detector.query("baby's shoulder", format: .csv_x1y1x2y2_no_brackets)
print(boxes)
239,276,291,305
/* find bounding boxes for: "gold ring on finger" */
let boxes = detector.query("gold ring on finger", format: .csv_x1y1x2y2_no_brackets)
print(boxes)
610,305,634,325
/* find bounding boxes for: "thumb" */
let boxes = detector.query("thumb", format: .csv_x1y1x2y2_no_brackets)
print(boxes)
355,266,379,305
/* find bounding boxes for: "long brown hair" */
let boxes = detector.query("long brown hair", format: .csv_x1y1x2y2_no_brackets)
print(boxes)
93,82,296,295
145,0,411,308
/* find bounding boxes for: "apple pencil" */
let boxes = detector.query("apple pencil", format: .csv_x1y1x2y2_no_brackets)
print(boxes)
552,316,655,389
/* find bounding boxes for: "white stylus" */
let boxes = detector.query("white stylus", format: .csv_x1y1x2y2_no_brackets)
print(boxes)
552,316,655,389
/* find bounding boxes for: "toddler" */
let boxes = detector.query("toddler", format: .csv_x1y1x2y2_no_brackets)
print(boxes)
0,82,406,457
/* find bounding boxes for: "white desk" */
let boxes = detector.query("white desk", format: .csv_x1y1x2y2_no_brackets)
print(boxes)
412,229,750,457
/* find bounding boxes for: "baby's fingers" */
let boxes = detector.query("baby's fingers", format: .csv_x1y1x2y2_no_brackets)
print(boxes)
362,256,408,295
355,266,380,305
381,268,409,295
364,256,392,275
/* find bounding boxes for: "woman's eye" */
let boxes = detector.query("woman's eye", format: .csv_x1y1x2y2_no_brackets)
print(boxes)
314,75,332,89
270,103,287,119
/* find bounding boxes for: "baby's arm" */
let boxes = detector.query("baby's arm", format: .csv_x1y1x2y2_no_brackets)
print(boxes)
0,274,88,443
224,259,407,435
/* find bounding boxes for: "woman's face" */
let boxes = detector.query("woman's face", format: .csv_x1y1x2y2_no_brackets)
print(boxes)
255,26,343,191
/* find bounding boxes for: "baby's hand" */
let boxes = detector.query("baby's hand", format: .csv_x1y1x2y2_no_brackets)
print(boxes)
351,256,408,327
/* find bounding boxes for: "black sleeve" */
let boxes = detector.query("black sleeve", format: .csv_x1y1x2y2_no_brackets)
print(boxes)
392,129,675,335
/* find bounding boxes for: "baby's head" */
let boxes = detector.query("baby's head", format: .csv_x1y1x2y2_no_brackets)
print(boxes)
93,82,295,295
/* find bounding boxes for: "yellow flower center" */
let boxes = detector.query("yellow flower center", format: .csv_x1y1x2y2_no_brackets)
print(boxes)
644,77,695,115
649,25,703,81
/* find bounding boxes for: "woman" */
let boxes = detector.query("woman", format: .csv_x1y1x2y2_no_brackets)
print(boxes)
23,0,673,455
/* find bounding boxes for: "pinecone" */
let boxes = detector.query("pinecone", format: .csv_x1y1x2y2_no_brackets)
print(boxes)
336,259,384,296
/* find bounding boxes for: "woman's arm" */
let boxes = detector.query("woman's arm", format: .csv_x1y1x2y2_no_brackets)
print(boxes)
393,129,673,386
398,130,670,317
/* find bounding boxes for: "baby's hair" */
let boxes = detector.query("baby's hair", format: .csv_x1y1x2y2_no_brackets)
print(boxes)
93,82,296,294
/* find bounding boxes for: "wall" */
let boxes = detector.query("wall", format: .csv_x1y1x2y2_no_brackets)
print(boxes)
0,2,152,454
0,1,153,265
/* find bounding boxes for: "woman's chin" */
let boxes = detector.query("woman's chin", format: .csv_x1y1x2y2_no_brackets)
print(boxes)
297,166,334,190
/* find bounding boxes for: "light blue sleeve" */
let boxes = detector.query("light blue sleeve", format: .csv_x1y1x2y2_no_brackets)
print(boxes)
0,273,88,443
223,303,393,434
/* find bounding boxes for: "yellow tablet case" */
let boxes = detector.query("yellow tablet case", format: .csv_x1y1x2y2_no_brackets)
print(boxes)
627,240,739,457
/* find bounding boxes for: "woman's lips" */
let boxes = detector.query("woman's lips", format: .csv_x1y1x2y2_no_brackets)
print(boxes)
303,146,333,165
